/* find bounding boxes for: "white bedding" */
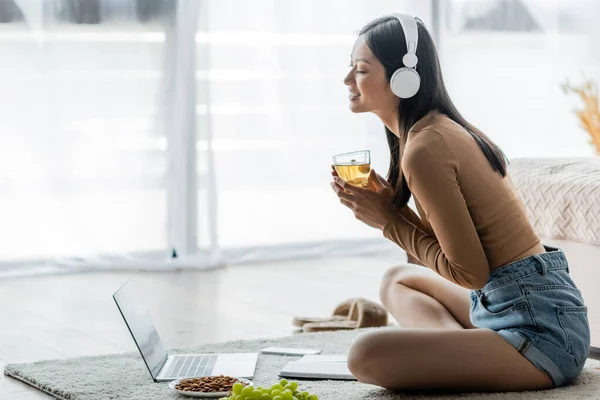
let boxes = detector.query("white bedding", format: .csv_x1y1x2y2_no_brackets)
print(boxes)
510,158,600,246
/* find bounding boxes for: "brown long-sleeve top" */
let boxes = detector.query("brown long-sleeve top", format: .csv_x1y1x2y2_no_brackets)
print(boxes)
382,110,545,289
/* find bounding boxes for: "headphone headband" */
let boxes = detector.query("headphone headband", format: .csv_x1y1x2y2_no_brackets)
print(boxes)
392,13,418,68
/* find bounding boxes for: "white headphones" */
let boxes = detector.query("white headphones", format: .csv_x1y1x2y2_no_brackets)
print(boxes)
390,13,420,99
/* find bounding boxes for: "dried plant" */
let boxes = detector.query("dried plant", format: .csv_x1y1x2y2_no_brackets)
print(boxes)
561,76,600,155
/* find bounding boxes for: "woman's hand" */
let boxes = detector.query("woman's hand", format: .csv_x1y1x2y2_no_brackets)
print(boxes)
331,165,395,230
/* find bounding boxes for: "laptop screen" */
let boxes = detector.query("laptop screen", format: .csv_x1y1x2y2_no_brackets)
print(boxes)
113,281,168,380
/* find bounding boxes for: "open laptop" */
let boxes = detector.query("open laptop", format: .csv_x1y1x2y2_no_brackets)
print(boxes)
113,280,258,382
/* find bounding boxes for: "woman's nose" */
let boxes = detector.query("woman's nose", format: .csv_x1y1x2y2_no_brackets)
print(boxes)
343,70,354,86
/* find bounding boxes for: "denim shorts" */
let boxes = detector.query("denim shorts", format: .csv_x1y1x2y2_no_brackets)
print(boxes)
470,245,590,387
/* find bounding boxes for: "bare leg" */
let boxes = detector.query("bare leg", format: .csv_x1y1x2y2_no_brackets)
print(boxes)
379,264,475,329
351,263,554,391
348,328,553,391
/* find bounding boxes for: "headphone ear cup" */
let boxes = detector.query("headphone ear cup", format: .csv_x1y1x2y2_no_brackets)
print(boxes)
390,68,421,99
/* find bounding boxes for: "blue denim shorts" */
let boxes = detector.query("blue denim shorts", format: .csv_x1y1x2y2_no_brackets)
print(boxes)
470,245,590,387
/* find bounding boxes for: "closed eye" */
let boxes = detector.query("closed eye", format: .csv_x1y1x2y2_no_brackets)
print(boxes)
348,63,366,74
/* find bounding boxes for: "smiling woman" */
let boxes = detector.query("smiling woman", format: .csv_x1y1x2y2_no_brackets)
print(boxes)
344,41,398,115
331,13,590,393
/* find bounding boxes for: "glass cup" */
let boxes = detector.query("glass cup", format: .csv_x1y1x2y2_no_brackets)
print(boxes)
332,149,371,188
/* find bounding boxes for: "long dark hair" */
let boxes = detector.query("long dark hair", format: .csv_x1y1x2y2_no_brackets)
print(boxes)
359,16,508,208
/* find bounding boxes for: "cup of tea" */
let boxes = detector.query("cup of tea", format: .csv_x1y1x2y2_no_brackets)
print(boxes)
332,150,371,188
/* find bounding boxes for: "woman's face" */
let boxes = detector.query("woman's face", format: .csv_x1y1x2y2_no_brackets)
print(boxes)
343,36,399,115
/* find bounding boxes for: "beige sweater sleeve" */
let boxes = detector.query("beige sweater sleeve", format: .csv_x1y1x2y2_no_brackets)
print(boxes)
398,205,430,235
382,131,490,289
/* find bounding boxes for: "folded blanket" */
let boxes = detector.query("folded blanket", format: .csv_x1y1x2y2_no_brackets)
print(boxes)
510,158,600,246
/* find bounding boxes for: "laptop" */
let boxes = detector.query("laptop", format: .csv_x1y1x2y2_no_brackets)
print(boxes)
113,280,258,382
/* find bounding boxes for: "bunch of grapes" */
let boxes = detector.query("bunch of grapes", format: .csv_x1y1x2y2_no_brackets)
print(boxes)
220,379,318,400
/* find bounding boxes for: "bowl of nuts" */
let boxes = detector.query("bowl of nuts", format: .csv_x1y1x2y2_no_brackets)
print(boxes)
168,375,252,398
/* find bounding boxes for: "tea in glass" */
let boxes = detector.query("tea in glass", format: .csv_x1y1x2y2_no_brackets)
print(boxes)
332,150,371,188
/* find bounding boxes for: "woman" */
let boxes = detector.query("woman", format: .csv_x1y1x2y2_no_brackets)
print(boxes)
331,14,590,392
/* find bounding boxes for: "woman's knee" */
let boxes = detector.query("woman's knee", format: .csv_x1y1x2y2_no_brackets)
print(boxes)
347,329,409,388
379,263,420,306
347,330,381,384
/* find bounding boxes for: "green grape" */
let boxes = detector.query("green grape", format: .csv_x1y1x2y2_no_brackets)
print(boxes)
233,383,244,394
242,386,254,396
282,389,294,400
271,384,284,392
223,380,321,400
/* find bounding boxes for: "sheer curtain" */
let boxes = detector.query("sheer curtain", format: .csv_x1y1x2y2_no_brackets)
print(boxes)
436,0,600,159
0,0,431,275
0,0,172,275
196,0,430,264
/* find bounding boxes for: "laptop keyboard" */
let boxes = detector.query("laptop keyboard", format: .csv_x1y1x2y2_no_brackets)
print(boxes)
163,354,219,379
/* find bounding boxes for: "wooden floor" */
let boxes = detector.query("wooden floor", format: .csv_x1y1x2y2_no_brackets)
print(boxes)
0,253,401,398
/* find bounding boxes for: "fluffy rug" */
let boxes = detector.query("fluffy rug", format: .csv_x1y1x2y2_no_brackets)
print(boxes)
3,329,600,399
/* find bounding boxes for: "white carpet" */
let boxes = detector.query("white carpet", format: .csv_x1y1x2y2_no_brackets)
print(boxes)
3,329,600,400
